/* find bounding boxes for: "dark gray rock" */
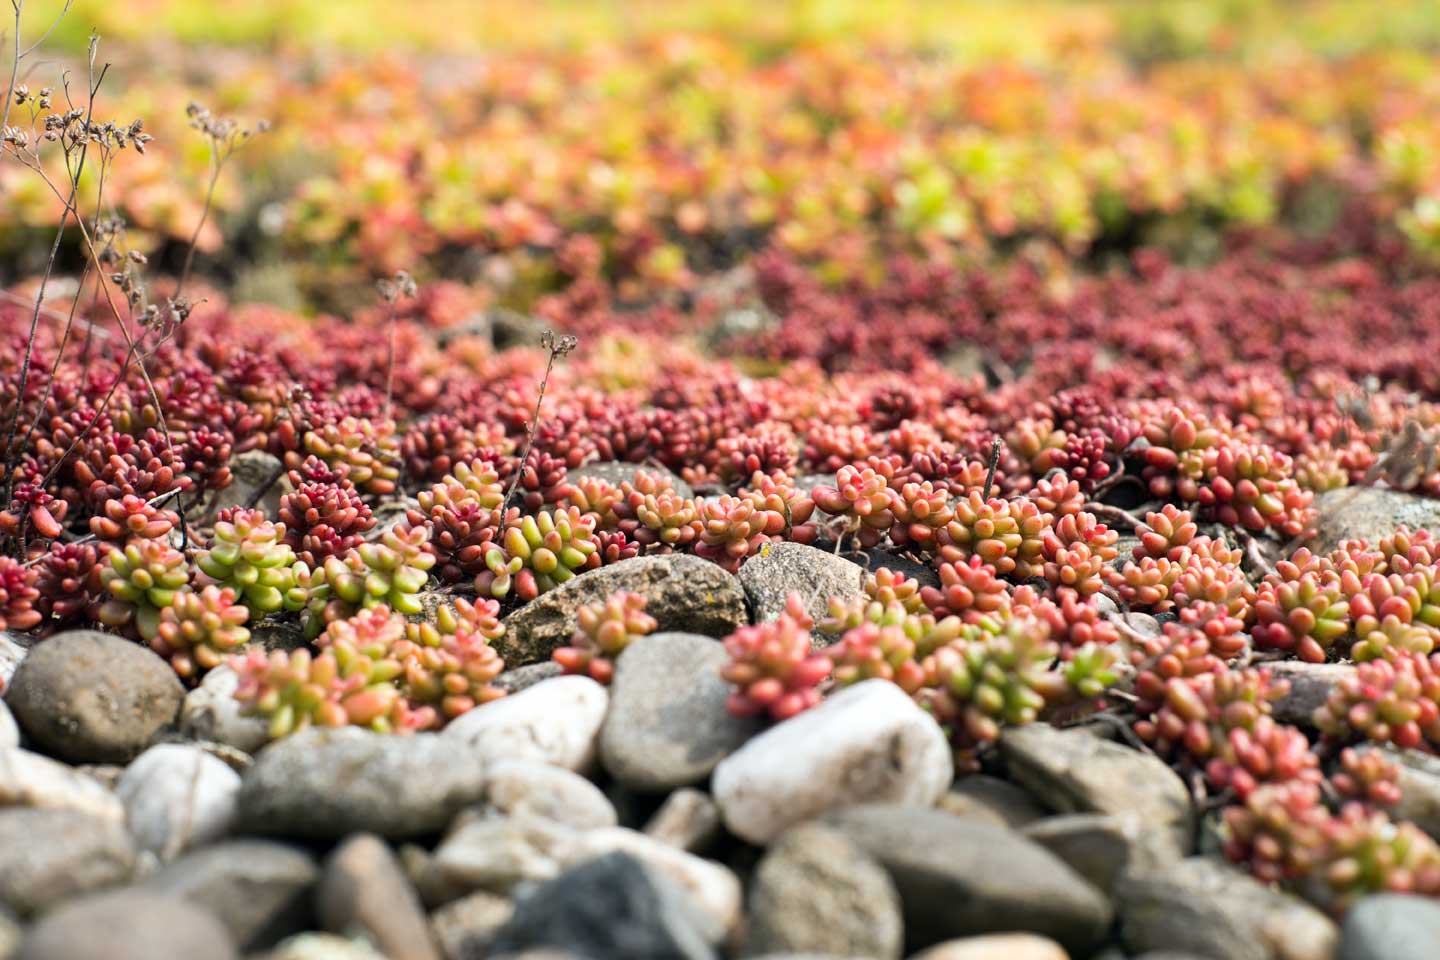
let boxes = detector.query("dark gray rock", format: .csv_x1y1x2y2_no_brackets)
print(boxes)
860,548,940,589
238,728,490,839
571,462,694,500
736,543,865,635
1311,487,1440,553
1021,813,1145,895
1268,661,1353,728
4,629,183,764
600,632,760,791
742,824,902,960
493,662,564,695
1118,857,1336,960
318,833,440,960
208,450,287,518
139,838,318,951
1340,893,1440,960
498,556,747,666
824,805,1111,954
489,852,717,960
0,808,135,917
938,775,1048,830
1000,723,1193,857
643,788,722,853
14,889,237,960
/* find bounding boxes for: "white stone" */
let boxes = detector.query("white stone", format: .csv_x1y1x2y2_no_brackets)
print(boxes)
567,827,742,944
0,747,125,821
179,665,271,754
117,744,241,861
0,700,17,750
0,632,25,691
479,759,617,830
432,813,579,892
442,676,607,772
712,679,953,845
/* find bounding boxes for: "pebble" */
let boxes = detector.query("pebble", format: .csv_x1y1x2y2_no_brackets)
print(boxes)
1353,745,1440,840
1021,813,1146,895
907,934,1071,960
488,852,717,960
824,805,1111,956
265,933,390,960
318,833,440,960
0,746,125,821
736,542,865,635
1311,487,1440,553
117,743,241,860
432,813,579,894
1000,724,1193,858
0,632,25,693
1117,857,1336,960
179,664,272,753
643,787,723,853
443,676,608,772
0,807,135,917
430,890,514,960
13,889,238,960
742,824,903,960
497,555,747,666
1339,893,1440,960
238,728,490,839
938,775,1048,830
140,838,319,951
477,759,618,830
209,450,287,518
4,630,184,764
0,907,17,958
0,699,16,749
600,632,760,791
713,680,953,844
492,662,564,695
1267,661,1354,728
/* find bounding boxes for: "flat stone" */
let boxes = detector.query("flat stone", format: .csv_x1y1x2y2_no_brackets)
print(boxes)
713,680,952,845
0,746,125,821
1117,857,1337,960
443,676,607,772
498,556,746,666
736,542,865,636
1311,487,1440,553
430,890,514,960
488,852,717,960
179,664,272,753
644,788,722,853
571,462,694,500
318,833,440,960
493,662,564,695
938,775,1048,830
1268,661,1354,727
1340,893,1440,960
601,632,760,791
117,743,241,860
907,934,1071,960
4,630,184,764
139,838,319,951
13,889,238,960
826,805,1110,954
238,728,490,839
1022,813,1147,895
0,807,135,917
1000,724,1192,857
476,759,617,830
741,824,903,960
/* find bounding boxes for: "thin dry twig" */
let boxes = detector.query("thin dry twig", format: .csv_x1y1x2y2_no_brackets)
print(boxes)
500,329,578,514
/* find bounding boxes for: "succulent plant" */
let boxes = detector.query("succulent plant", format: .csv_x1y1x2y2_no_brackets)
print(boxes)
195,508,298,615
476,506,598,601
693,495,786,573
326,524,437,615
812,464,896,549
1035,591,1121,652
1108,556,1184,612
1195,443,1315,539
622,489,700,550
937,493,1048,578
1350,615,1438,663
87,492,182,544
279,478,375,567
1030,474,1085,517
921,554,1011,623
97,538,191,640
720,593,832,721
1252,563,1350,663
1329,747,1403,809
741,471,818,545
0,478,68,541
302,416,401,496
0,556,41,633
1134,504,1202,562
1313,652,1440,751
408,459,505,580
864,567,927,616
33,541,101,627
553,591,658,683
888,481,954,549
151,586,251,681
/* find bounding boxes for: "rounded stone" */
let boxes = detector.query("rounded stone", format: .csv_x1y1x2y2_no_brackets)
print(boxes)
14,889,238,960
1340,893,1440,960
178,664,271,754
117,743,242,860
600,632,760,791
908,934,1070,960
443,676,608,772
0,807,136,917
0,699,17,749
736,542,865,636
479,759,617,830
4,630,184,764
0,746,126,821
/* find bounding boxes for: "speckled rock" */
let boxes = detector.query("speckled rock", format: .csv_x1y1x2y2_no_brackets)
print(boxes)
475,759,617,830
178,664,272,753
443,676,608,772
1340,893,1440,960
0,746,125,821
318,833,440,960
497,555,746,666
0,808,135,916
4,630,184,764
117,743,241,860
736,542,865,635
139,838,319,951
208,450,287,518
493,662,564,695
238,728,490,839
1311,487,1440,552
1000,724,1192,858
1117,857,1337,960
825,805,1110,955
430,890,514,960
741,824,903,960
432,813,579,894
1268,661,1353,727
600,632,759,791
13,889,238,960
644,788,722,853
713,680,952,845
